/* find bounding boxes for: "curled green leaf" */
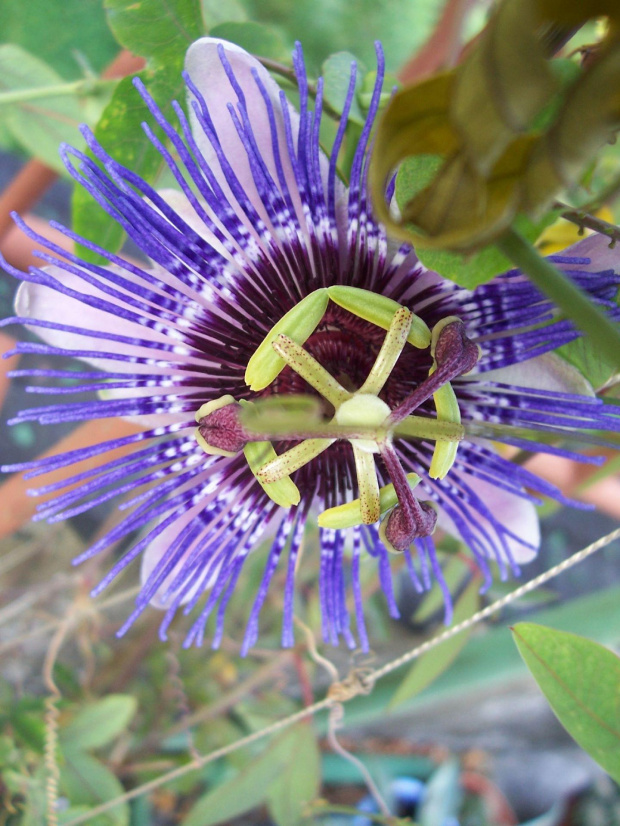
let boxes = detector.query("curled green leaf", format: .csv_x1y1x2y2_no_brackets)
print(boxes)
370,0,620,252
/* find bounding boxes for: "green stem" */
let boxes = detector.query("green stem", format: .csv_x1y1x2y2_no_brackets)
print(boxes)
496,227,620,370
258,56,343,122
0,78,114,106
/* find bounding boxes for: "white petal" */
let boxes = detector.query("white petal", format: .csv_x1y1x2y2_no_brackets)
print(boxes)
156,188,232,264
185,38,301,219
185,38,343,237
15,271,176,370
16,269,201,428
559,233,620,273
477,352,595,396
438,475,540,564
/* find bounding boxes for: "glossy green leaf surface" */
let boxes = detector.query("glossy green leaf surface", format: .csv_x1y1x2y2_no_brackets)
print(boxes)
105,0,204,62
512,623,620,783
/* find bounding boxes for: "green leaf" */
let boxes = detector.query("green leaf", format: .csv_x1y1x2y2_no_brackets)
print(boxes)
22,766,48,826
266,724,321,826
10,709,46,754
341,584,620,728
105,0,204,63
58,807,95,825
71,72,159,262
200,0,247,26
394,154,558,287
60,694,137,750
0,0,119,80
322,52,367,126
419,217,559,289
0,44,84,172
61,750,129,825
512,623,620,783
182,725,315,826
389,579,480,708
558,335,620,391
357,69,400,112
210,22,290,61
243,0,438,75
371,1,620,253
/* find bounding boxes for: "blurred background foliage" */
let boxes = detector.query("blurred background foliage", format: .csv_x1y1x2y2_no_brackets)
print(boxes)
1,0,620,824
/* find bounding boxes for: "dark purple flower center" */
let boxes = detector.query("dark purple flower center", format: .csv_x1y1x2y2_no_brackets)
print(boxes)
271,305,432,411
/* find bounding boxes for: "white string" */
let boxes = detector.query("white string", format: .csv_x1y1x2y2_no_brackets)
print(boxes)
61,525,620,826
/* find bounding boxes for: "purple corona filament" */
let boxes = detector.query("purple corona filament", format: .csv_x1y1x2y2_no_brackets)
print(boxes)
1,38,620,655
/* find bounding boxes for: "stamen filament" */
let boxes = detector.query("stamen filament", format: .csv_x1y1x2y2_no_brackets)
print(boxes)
388,319,479,425
429,380,461,479
257,437,334,483
359,306,413,395
318,472,421,529
352,443,381,524
327,286,431,348
243,441,301,507
272,334,352,407
245,288,329,391
388,361,462,425
381,442,422,528
380,441,437,551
